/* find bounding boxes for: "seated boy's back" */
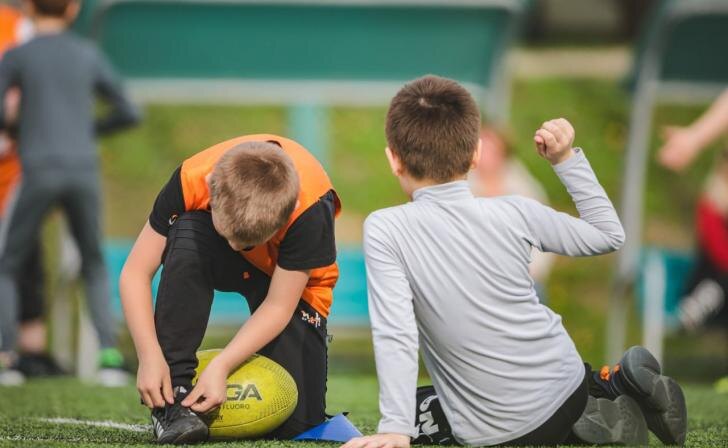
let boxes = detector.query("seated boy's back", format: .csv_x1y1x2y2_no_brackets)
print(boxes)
366,155,623,443
360,76,626,446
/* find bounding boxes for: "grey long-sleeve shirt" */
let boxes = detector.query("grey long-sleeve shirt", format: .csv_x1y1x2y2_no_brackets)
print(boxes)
363,149,625,446
0,31,140,173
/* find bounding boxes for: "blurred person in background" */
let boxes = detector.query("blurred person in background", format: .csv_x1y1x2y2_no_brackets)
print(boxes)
658,89,728,389
470,125,555,302
658,90,728,331
0,0,141,386
658,91,728,331
0,0,64,377
675,149,728,333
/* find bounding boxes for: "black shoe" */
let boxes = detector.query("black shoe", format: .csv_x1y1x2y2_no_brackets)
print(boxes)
17,353,67,378
0,353,25,387
151,386,209,444
616,346,688,446
572,395,649,446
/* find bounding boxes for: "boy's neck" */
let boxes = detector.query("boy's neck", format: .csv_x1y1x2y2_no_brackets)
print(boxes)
33,16,68,34
401,173,468,199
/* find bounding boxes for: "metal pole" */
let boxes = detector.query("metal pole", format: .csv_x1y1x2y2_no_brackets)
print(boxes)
288,103,330,169
609,70,659,363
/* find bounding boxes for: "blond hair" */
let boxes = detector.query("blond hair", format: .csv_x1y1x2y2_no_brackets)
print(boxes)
209,141,299,246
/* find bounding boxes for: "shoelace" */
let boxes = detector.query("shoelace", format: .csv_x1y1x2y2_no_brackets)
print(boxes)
170,402,198,422
599,363,621,382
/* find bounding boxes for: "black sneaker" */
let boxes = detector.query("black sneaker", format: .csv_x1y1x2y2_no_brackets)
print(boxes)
0,352,26,386
151,386,209,444
573,395,648,446
17,353,67,377
0,365,25,386
97,348,130,387
608,346,688,446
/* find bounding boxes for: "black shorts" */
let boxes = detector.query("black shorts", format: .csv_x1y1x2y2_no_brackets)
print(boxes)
154,211,328,439
413,365,589,446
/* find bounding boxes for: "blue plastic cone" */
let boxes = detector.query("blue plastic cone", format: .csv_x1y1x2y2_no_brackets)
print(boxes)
293,414,363,442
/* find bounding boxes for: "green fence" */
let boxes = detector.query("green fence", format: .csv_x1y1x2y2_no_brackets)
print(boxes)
76,1,525,120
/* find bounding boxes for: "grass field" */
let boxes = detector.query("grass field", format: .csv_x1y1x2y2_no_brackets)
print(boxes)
1,375,726,447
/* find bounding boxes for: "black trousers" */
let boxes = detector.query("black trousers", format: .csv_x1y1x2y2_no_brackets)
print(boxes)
17,237,45,323
154,211,328,438
413,365,590,446
682,250,728,327
0,173,115,351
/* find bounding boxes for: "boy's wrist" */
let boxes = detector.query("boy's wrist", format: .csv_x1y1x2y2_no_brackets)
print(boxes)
137,342,165,362
209,351,238,374
552,147,584,175
549,147,576,165
686,123,712,149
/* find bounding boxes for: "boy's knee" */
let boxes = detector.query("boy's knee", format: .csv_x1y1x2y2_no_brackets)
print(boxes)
0,251,28,277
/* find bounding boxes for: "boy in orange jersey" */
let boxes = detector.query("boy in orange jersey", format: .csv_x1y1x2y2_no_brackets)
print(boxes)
120,135,340,444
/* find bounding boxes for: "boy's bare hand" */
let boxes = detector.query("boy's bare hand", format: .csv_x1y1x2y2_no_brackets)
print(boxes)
137,352,174,408
657,126,701,172
0,134,12,158
341,433,411,448
181,358,228,413
534,118,575,165
3,89,20,124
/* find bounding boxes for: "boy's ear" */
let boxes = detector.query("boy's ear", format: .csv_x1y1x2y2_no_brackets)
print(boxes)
385,146,403,176
65,0,81,23
470,138,483,170
205,172,212,188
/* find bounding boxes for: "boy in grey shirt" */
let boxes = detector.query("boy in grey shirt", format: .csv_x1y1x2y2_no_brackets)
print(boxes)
0,0,140,385
343,76,687,447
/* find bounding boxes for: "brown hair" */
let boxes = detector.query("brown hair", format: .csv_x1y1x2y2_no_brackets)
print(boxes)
208,141,299,247
30,0,75,17
385,75,481,182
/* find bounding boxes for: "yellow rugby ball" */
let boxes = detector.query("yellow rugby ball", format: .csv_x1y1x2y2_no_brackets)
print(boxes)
193,350,298,440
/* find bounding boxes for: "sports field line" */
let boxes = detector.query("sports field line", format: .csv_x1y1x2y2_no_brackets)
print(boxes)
38,417,151,433
0,435,136,446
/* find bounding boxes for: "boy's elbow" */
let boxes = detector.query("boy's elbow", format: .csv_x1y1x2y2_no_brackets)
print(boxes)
119,261,152,296
124,104,143,127
118,262,136,292
607,225,626,252
114,102,142,130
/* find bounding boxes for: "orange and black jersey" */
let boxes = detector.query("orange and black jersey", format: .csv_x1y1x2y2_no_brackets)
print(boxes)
148,134,341,317
149,168,337,272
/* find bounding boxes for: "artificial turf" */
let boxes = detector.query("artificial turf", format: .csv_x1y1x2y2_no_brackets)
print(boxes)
0,374,726,447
